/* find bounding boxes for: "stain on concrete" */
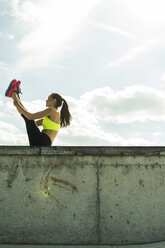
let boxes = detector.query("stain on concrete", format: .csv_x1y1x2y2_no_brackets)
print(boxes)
39,165,78,206
25,178,32,182
5,158,21,188
139,179,144,187
50,176,78,192
6,179,13,188
6,164,19,187
122,165,132,176
43,166,59,203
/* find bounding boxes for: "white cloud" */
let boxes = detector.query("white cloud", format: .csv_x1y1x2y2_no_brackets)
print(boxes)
0,121,19,133
55,125,151,146
160,73,165,81
51,93,153,146
80,85,165,123
123,0,165,28
0,129,27,145
11,0,43,24
0,112,28,145
152,132,161,137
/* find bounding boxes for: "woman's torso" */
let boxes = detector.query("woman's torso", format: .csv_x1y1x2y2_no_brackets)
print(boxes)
41,110,60,144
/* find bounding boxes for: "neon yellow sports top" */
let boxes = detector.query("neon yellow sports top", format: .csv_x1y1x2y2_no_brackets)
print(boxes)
42,116,60,131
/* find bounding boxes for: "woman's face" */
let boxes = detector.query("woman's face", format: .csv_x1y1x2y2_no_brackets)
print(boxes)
46,95,56,107
46,95,52,107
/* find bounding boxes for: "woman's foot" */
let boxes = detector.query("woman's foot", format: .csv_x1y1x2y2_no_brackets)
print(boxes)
5,79,22,98
5,79,17,97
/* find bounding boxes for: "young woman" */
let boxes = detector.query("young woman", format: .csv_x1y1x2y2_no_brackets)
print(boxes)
5,79,72,146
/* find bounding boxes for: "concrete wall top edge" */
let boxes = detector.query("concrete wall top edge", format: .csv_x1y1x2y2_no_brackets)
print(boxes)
1,146,165,156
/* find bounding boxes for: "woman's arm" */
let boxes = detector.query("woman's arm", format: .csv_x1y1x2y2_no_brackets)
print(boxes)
14,100,32,119
12,92,28,111
14,100,54,120
36,118,44,126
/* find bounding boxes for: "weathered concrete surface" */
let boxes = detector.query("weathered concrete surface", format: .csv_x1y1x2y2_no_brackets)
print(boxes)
1,242,165,248
0,146,165,246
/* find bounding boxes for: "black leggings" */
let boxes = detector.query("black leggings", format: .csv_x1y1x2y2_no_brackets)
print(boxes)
21,114,52,146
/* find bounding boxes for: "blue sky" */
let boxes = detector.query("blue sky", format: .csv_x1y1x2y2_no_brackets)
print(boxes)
0,0,165,146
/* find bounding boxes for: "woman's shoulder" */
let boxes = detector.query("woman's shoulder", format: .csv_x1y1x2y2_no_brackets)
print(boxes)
49,108,60,123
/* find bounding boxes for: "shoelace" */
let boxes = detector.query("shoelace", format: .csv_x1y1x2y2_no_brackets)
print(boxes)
10,85,22,94
15,85,22,94
17,86,22,94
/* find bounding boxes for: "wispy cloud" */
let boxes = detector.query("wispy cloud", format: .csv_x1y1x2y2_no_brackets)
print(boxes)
0,62,8,71
104,38,161,68
89,21,143,42
10,0,103,73
51,64,70,71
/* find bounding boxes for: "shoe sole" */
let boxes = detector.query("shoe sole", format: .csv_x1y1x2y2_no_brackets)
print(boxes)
5,79,17,97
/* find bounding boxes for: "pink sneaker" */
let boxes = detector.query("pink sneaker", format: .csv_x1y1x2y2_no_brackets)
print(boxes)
5,79,17,98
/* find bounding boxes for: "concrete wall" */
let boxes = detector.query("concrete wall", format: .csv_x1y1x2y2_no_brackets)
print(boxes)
0,146,165,245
